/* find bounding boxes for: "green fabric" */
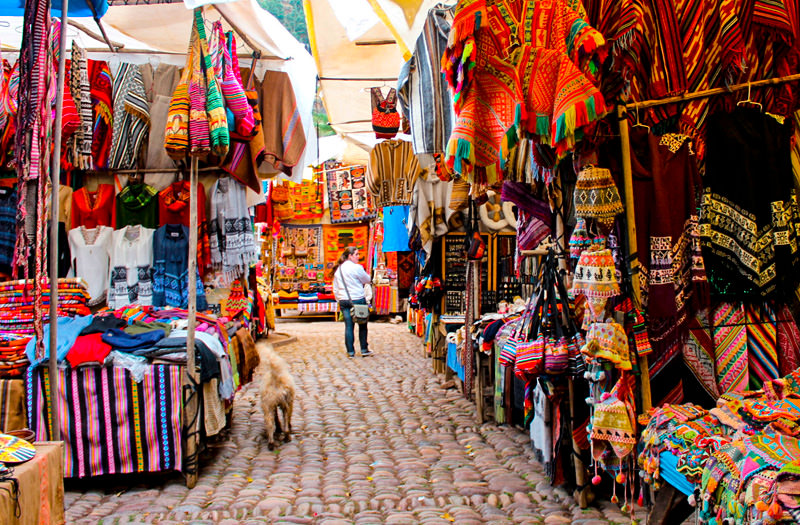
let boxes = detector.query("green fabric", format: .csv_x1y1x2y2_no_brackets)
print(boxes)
116,183,159,229
123,320,172,337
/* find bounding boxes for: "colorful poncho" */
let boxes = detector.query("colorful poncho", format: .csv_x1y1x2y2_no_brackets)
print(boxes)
441,0,608,183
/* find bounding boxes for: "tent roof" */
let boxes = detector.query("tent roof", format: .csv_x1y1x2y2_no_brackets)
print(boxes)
306,0,442,152
0,0,320,180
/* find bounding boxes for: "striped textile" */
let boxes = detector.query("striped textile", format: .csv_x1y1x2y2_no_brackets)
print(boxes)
776,303,800,376
195,9,229,158
746,303,779,390
714,303,749,394
188,21,211,156
367,140,423,207
26,365,183,478
397,4,455,162
297,302,338,313
108,62,150,170
683,311,720,399
260,70,305,173
212,24,255,138
70,42,93,169
165,42,192,159
0,378,25,432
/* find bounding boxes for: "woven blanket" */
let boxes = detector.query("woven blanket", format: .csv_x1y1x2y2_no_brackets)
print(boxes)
323,224,370,282
27,365,183,478
279,224,323,265
323,163,377,223
714,303,749,394
287,176,324,219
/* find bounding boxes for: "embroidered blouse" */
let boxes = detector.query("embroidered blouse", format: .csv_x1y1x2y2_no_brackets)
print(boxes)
107,225,155,309
70,184,115,230
68,226,113,306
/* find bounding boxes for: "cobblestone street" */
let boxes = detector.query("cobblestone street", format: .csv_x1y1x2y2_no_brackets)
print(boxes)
63,321,642,524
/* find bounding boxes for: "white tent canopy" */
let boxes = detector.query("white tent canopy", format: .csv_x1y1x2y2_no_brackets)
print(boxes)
0,0,319,180
306,0,444,156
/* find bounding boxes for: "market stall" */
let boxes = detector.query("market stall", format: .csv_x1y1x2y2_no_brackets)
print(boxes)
374,0,800,517
0,0,315,487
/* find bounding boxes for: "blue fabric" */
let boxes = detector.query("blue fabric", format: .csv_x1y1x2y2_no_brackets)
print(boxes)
447,341,465,381
382,205,411,252
659,451,695,497
101,328,165,351
152,224,207,311
0,0,107,17
25,315,94,367
339,299,368,356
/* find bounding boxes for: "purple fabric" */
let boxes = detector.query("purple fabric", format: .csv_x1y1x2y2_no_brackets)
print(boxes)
501,181,552,224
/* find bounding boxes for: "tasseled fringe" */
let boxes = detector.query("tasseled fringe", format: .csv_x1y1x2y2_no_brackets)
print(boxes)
446,7,483,48
446,137,475,176
552,91,609,155
500,104,522,169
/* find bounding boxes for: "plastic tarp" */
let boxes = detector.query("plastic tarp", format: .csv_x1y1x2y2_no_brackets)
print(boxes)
0,0,107,18
305,0,441,153
0,0,318,180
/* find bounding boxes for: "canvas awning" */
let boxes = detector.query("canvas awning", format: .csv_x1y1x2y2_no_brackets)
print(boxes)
304,0,443,156
0,0,319,180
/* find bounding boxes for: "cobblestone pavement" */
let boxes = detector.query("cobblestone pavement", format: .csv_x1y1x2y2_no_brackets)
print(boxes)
64,321,647,524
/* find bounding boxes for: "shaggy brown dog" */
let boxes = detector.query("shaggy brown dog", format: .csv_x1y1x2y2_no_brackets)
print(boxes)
256,343,295,450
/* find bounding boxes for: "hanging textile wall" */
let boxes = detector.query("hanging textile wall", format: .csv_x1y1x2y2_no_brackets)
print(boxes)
278,224,323,264
287,176,324,219
26,364,183,478
324,163,376,223
323,224,370,280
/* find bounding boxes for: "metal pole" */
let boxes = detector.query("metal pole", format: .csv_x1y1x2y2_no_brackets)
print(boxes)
48,0,70,442
617,104,652,413
184,155,199,488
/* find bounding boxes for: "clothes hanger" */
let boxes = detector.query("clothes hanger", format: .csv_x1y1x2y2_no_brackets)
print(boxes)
632,106,650,132
737,81,763,111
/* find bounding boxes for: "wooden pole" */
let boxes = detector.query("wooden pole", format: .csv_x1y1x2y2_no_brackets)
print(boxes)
47,0,70,443
617,104,652,413
627,73,800,110
184,156,200,488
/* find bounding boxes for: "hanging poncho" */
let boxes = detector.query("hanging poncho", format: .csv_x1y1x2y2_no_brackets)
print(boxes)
108,62,149,170
441,0,608,183
70,42,93,170
209,177,257,286
700,107,800,298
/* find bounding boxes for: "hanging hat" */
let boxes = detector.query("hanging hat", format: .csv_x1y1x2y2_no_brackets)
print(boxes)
582,321,632,370
571,248,620,299
573,166,623,230
591,376,637,461
569,218,591,258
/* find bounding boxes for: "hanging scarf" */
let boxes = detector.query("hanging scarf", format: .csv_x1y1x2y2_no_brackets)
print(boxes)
88,60,113,169
188,19,210,156
209,177,256,286
209,23,255,138
108,62,149,170
14,0,54,361
70,42,93,170
165,30,193,159
194,8,228,158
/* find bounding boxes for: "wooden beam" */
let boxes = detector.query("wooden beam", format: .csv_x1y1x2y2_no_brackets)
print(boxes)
183,156,200,489
617,104,652,413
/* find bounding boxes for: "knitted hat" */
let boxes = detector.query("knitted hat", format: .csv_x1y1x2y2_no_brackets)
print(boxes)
573,166,623,230
571,249,620,299
591,375,636,460
582,321,632,370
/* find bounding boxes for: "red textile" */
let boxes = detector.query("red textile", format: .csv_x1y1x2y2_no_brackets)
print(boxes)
66,333,112,367
158,181,211,276
70,184,115,229
88,60,113,169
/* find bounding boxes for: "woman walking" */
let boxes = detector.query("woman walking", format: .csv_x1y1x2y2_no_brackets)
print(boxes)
332,246,373,357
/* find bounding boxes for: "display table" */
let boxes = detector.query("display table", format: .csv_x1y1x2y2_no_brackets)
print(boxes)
26,365,184,478
0,441,64,525
0,379,25,432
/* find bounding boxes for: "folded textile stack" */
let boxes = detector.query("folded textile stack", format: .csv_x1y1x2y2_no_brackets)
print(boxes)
0,278,90,336
0,333,32,378
298,292,318,303
640,368,800,524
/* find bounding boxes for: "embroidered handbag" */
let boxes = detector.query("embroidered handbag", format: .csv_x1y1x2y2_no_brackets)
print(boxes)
514,286,546,377
543,289,569,375
552,261,586,376
464,199,486,261
499,293,539,367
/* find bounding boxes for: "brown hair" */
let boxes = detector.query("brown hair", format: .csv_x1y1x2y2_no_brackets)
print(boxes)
331,246,359,277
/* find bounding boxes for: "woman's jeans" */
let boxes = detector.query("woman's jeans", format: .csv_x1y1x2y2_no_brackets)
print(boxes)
339,299,368,355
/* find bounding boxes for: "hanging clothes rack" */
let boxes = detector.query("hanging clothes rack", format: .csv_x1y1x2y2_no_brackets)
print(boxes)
617,71,800,413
